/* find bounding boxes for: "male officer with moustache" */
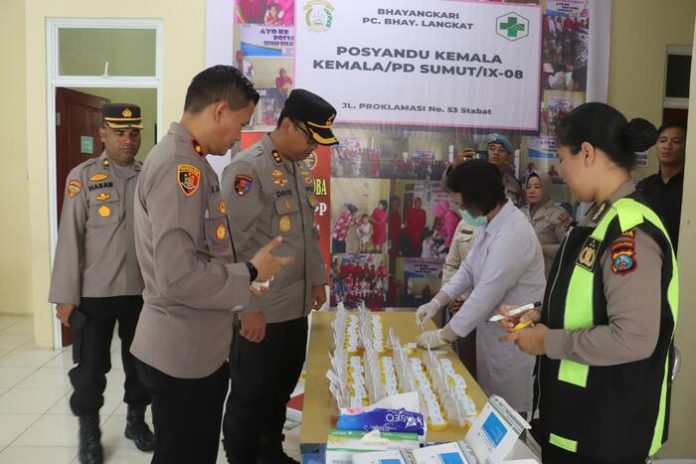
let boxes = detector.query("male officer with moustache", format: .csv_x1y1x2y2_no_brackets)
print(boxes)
49,104,154,464
221,89,338,463
130,65,293,464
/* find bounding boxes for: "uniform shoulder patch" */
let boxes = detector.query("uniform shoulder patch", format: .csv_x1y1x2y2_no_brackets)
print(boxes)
610,230,637,275
177,164,201,197
234,175,254,196
67,179,83,199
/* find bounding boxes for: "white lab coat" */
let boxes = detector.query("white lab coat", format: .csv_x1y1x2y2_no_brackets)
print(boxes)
440,201,546,411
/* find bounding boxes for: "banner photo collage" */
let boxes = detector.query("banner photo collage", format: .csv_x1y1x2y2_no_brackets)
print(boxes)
232,0,592,310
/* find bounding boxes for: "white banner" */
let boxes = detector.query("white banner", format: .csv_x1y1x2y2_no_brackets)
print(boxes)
295,0,542,130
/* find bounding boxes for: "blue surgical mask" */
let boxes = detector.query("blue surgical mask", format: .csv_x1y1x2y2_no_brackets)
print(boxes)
460,209,488,227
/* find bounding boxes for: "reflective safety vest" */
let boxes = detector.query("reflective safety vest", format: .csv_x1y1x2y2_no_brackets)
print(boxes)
538,195,679,461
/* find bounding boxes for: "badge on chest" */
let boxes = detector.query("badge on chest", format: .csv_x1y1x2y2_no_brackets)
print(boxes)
577,237,600,271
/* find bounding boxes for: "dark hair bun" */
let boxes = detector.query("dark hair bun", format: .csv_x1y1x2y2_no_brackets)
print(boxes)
625,118,658,153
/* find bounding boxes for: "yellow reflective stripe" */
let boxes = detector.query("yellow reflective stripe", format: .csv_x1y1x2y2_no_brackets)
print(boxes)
560,262,593,386
549,433,578,453
615,199,645,231
558,359,589,387
668,277,679,324
565,266,594,330
590,208,617,239
649,357,671,455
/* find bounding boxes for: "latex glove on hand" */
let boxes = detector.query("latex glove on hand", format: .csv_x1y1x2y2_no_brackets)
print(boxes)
415,300,441,326
414,292,451,326
417,326,457,349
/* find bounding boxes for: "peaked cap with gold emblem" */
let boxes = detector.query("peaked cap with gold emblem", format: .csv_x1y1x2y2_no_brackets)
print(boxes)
102,103,144,129
281,89,338,146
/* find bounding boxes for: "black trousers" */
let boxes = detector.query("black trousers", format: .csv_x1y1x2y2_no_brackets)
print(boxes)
542,443,646,464
223,317,308,463
136,360,229,464
69,295,149,416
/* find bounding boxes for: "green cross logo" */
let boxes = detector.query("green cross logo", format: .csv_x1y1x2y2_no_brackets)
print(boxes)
500,16,525,37
496,12,529,42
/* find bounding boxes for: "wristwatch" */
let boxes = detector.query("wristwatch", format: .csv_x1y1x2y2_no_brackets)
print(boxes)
244,261,258,283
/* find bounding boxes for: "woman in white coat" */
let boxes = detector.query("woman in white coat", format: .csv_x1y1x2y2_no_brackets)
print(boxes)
416,160,546,413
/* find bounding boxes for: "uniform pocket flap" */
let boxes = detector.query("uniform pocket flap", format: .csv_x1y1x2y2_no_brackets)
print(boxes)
274,196,298,215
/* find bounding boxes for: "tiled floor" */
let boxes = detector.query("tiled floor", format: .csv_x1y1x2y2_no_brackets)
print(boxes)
0,315,302,463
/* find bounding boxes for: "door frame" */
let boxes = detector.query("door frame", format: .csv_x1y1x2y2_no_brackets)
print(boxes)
46,18,164,349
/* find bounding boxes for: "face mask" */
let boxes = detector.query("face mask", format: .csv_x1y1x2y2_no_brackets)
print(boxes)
460,209,488,227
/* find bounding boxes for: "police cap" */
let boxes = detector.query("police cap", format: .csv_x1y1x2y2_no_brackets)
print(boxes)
102,103,144,129
281,89,338,146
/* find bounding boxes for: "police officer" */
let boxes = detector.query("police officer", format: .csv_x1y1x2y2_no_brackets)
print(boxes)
520,171,571,275
502,103,676,464
487,133,522,206
49,103,154,464
220,89,337,464
130,65,292,464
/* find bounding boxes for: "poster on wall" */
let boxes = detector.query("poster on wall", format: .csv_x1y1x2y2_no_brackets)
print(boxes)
234,0,295,25
541,0,589,92
546,0,589,18
240,25,295,56
294,0,542,130
399,258,444,307
206,0,610,309
527,136,563,184
330,253,388,309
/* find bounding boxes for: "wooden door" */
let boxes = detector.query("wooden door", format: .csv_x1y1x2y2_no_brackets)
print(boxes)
55,88,109,346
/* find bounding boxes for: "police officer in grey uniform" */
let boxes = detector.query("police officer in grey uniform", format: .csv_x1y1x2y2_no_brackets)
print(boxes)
49,104,154,464
130,65,292,464
220,89,337,464
520,171,571,275
487,133,522,206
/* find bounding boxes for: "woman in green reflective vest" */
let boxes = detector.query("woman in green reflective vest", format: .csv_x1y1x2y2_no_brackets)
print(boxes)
501,102,679,464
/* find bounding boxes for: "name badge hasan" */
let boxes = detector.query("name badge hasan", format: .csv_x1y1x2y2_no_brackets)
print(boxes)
88,181,114,192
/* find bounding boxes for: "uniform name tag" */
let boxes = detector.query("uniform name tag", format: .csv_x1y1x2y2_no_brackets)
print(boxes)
88,181,113,192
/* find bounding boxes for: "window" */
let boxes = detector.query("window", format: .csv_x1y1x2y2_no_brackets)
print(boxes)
664,45,691,109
